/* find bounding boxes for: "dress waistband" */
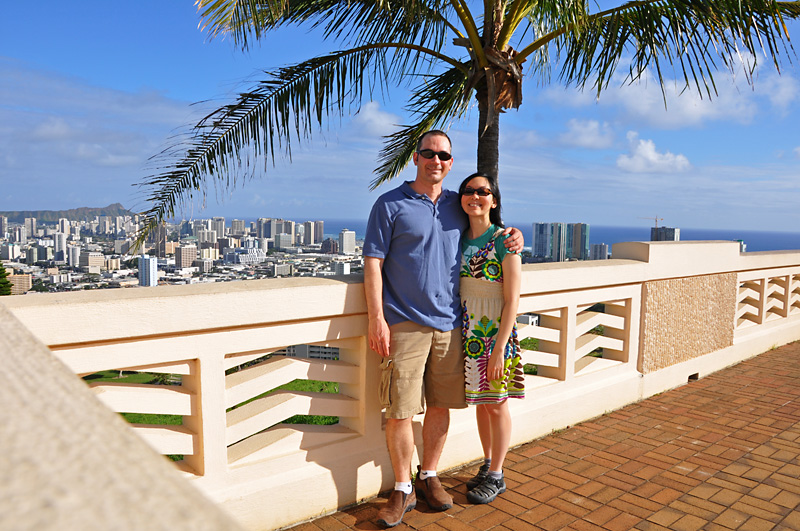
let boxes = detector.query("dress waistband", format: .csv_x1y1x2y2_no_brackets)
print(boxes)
460,276,504,299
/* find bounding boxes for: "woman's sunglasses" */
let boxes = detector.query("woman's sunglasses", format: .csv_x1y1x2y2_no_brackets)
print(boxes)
461,187,492,197
417,149,452,161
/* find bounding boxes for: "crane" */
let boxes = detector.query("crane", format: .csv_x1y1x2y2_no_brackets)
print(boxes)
639,216,664,229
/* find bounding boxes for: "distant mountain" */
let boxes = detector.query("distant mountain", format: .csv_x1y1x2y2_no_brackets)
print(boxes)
0,203,136,224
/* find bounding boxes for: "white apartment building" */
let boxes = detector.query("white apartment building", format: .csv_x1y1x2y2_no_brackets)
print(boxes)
1,243,21,260
138,255,158,287
211,217,226,239
67,246,81,267
53,232,67,261
339,229,356,255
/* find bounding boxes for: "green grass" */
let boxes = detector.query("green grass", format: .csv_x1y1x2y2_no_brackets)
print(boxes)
83,365,341,463
229,378,340,426
520,338,539,375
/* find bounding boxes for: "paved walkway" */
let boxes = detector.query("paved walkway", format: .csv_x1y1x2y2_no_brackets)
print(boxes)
293,341,800,531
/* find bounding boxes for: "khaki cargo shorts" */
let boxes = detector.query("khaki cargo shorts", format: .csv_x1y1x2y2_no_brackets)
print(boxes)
378,320,466,419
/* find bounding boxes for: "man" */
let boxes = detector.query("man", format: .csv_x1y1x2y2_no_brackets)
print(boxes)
363,130,523,527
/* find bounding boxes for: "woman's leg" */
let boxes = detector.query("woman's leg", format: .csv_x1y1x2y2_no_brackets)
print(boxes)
476,404,492,459
485,400,511,472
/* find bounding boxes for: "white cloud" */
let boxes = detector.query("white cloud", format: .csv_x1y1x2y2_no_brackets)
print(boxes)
560,119,614,149
32,117,74,140
351,101,399,136
760,73,799,112
617,131,691,173
794,147,800,158
540,57,798,129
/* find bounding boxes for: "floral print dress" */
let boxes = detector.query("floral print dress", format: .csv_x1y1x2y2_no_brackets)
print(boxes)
461,226,525,404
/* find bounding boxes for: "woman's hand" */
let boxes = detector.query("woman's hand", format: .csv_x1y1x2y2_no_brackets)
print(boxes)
487,348,505,381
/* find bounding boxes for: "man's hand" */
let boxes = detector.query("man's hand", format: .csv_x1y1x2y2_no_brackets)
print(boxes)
364,256,391,357
369,316,391,358
502,226,525,253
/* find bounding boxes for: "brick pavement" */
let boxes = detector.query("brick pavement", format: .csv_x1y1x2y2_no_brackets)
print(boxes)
291,341,800,531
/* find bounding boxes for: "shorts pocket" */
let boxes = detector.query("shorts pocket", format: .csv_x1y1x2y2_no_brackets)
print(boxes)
378,358,393,408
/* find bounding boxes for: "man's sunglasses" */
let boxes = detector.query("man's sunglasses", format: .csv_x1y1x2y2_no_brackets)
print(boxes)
461,187,492,197
417,149,452,161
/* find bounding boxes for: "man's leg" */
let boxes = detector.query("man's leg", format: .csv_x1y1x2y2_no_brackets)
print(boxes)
415,327,463,512
385,417,414,483
377,322,430,527
421,406,449,471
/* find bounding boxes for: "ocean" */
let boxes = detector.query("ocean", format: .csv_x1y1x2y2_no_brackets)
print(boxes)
322,219,800,253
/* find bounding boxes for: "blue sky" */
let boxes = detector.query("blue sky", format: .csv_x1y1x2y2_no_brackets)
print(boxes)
1,1,799,231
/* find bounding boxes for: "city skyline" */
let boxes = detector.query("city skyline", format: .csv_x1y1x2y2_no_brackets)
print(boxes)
2,2,800,231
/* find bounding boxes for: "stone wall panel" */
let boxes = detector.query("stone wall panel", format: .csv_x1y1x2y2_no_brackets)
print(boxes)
640,273,737,373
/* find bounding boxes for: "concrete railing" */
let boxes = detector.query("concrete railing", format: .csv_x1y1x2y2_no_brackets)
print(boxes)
3,241,800,530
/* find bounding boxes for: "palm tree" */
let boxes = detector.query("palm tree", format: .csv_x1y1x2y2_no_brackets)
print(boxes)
136,0,799,243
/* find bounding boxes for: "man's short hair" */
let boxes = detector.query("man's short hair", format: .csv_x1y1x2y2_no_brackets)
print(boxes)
416,130,452,151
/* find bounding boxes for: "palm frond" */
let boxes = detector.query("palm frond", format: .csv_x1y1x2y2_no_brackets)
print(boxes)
544,0,799,100
505,0,591,83
136,45,391,246
371,65,471,189
198,0,458,56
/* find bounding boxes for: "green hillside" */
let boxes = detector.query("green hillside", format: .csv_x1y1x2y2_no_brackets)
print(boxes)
0,203,136,224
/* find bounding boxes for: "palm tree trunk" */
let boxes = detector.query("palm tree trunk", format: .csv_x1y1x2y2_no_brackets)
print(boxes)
476,99,500,179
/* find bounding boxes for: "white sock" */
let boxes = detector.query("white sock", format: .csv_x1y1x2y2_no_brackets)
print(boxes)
394,481,412,494
419,470,437,480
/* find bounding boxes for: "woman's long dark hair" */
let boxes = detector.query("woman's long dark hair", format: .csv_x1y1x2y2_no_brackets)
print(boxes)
458,172,504,228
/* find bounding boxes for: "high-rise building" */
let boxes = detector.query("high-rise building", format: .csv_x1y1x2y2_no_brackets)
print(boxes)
98,217,112,235
67,245,81,267
651,227,680,241
114,239,131,255
197,230,217,245
257,218,277,239
58,218,70,235
531,222,566,262
175,244,198,269
303,221,315,245
24,218,37,238
590,243,609,260
314,221,324,244
0,216,7,237
192,219,208,237
567,223,590,261
339,229,356,255
138,255,158,287
154,223,168,258
231,219,247,236
0,244,21,260
79,251,104,269
321,238,339,254
53,232,67,261
280,220,296,241
211,217,226,238
275,233,294,250
14,226,27,243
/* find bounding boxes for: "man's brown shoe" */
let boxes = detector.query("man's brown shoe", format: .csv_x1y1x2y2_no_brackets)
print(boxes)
376,489,416,528
414,466,453,511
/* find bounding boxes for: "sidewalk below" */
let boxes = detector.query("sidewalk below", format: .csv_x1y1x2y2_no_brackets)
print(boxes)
293,340,800,530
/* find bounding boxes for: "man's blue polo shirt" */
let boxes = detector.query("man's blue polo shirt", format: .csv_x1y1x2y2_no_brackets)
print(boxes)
364,181,467,332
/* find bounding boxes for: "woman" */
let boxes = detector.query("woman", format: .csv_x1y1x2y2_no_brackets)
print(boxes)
458,172,524,504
